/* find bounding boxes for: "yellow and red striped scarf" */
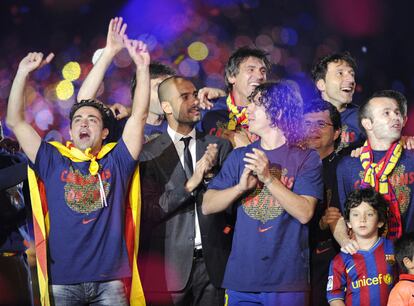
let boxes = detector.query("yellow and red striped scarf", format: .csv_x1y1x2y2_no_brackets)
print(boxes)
28,141,145,306
226,93,248,130
360,140,403,240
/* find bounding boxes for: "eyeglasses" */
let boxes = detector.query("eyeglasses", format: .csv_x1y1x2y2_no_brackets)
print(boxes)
304,120,334,129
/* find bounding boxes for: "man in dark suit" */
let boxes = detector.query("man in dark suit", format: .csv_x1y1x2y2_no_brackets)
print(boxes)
138,76,233,306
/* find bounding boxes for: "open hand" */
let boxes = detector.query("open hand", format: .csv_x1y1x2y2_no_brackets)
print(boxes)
243,148,272,184
236,167,258,193
106,17,127,55
124,37,150,68
194,143,218,178
197,87,226,110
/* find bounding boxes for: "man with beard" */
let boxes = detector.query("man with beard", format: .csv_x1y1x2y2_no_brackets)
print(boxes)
138,76,234,305
199,47,271,148
332,90,414,254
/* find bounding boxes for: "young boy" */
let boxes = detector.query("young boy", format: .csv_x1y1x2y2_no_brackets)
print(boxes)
327,188,397,306
387,232,414,305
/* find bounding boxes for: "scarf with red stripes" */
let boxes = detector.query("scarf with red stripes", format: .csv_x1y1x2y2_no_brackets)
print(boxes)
360,140,403,240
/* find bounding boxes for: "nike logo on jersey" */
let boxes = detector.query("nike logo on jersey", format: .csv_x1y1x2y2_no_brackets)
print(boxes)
346,264,356,274
316,247,331,255
82,217,96,225
258,225,273,233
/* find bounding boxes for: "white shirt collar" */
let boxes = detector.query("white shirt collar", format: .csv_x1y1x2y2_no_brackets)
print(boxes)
167,125,196,144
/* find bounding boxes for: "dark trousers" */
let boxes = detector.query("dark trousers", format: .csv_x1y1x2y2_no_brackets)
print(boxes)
145,256,224,306
0,253,33,306
310,239,338,306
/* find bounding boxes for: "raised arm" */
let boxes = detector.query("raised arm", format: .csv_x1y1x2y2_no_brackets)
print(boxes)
6,52,54,163
122,38,150,160
77,17,127,102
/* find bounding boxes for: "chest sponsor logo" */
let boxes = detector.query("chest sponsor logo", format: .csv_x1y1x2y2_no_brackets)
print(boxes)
242,166,294,225
61,168,111,214
351,273,393,289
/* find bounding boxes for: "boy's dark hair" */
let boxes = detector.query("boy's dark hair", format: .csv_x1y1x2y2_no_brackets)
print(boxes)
304,98,342,149
69,99,114,130
394,232,414,273
224,46,271,92
130,61,175,99
344,187,388,235
311,51,357,83
358,89,407,136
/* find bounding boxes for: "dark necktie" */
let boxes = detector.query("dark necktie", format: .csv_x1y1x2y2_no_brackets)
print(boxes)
180,137,193,179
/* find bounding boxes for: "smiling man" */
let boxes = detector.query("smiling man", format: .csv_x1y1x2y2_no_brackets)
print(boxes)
332,90,414,254
311,52,365,152
6,33,150,305
200,47,271,148
202,81,323,306
304,99,342,306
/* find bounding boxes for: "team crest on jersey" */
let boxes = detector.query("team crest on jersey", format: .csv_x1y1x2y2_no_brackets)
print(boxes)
242,166,294,223
337,124,356,153
386,254,396,266
61,167,110,213
357,164,412,215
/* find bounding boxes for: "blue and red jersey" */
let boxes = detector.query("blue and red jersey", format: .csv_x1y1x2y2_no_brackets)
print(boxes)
327,237,397,306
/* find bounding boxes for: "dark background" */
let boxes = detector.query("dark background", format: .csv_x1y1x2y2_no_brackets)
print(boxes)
1,0,413,141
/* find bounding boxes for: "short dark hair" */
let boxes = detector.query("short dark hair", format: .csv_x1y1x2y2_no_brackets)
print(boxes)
304,98,342,148
359,89,407,135
311,51,357,83
248,80,304,145
344,187,388,236
130,61,175,99
69,99,114,130
394,232,414,273
225,46,271,92
304,98,342,131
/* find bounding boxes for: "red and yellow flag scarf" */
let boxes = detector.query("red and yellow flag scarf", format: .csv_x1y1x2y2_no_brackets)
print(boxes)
226,93,248,130
360,140,403,240
28,141,145,306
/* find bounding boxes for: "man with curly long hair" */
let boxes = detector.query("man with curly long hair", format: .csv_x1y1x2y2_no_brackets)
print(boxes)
202,81,323,306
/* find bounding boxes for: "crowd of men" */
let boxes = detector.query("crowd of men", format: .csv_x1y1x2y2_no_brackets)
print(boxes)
1,16,414,306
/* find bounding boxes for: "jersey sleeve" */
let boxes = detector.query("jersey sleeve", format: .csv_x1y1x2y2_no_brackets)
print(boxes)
208,147,244,191
327,254,347,303
293,150,323,200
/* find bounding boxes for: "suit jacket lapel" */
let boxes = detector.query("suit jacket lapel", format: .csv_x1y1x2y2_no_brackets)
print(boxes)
155,133,188,183
196,132,207,162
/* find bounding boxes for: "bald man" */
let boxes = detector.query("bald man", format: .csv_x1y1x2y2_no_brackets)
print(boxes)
138,76,234,306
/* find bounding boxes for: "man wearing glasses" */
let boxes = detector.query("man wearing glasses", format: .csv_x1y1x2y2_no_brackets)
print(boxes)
304,99,342,306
